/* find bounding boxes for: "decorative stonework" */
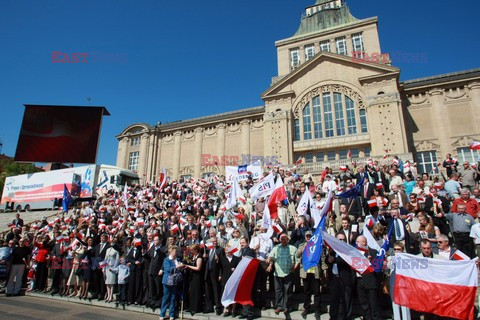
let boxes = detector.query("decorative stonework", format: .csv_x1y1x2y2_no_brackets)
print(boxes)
415,140,440,152
451,136,478,148
264,110,289,121
201,166,219,174
293,84,365,118
179,166,194,175
444,87,469,101
406,93,430,106
366,92,401,104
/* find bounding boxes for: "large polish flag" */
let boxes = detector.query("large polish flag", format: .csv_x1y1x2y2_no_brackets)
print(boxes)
267,177,288,219
158,166,167,190
221,257,260,307
322,231,373,274
394,253,478,320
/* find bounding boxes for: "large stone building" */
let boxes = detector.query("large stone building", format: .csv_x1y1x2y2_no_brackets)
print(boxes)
116,0,480,182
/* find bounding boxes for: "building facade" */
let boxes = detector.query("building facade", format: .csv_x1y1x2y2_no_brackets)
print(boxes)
116,0,480,182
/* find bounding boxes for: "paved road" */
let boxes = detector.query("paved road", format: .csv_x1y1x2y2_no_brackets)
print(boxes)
0,295,159,320
0,210,61,233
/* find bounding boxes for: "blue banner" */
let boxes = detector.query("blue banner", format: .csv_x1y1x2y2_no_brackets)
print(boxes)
338,172,366,198
62,183,72,212
302,214,326,271
371,222,394,272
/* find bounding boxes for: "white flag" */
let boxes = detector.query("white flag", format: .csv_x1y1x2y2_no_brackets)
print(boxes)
362,224,381,251
226,160,263,184
226,179,244,210
297,190,313,216
312,190,333,228
260,204,274,240
249,173,275,201
122,183,128,208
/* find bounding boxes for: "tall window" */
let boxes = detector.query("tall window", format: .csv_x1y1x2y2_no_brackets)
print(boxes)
334,93,345,136
312,96,323,139
336,37,347,55
328,150,336,160
345,97,357,134
305,153,314,163
339,149,348,159
131,137,141,147
323,93,334,137
416,151,438,174
305,44,315,61
128,151,139,171
294,119,300,141
457,147,480,163
359,109,368,133
320,40,330,52
303,103,312,140
364,146,371,157
316,152,324,162
351,33,365,57
350,147,359,158
290,48,300,69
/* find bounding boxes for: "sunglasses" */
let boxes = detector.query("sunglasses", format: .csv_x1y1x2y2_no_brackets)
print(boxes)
394,248,402,251
437,241,444,244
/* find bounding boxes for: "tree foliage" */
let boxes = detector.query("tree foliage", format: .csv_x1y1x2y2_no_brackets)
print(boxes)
0,158,43,198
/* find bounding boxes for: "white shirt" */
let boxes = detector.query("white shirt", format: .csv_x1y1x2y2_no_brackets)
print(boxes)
250,235,273,261
470,222,480,244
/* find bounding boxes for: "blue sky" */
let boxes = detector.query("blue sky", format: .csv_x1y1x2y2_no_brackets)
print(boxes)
0,0,478,166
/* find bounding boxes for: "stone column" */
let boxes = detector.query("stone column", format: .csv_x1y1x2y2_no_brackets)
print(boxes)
173,131,182,179
467,82,480,132
240,120,251,157
428,88,450,158
147,134,155,182
138,133,150,183
217,123,226,176
116,137,128,168
194,128,204,179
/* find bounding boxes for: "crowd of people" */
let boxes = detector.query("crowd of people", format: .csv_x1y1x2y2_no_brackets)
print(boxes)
1,153,480,320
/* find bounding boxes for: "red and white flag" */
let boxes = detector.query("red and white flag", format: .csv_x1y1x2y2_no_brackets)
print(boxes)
267,177,288,219
170,224,179,234
99,260,109,268
159,166,167,190
470,141,480,150
322,231,373,275
133,238,142,247
226,245,239,255
136,218,145,227
376,183,383,190
221,257,260,307
394,253,477,319
295,156,304,166
452,249,470,261
272,223,283,234
367,199,377,208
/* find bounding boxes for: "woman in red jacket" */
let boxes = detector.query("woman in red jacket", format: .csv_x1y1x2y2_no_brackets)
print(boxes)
33,234,51,292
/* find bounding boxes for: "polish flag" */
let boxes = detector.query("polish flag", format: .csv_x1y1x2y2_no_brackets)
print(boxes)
159,166,167,190
55,217,61,223
376,183,383,190
367,199,378,208
381,197,389,207
133,238,142,247
179,217,187,225
65,217,71,224
221,257,260,307
393,159,399,165
99,260,109,268
98,223,107,230
77,231,85,241
339,166,347,171
394,253,477,319
32,224,40,231
48,221,54,227
295,156,304,166
452,249,470,261
137,218,145,227
322,231,373,275
434,183,442,189
206,242,214,250
272,223,283,234
417,195,426,203
267,177,288,219
226,245,239,255
56,235,66,242
170,224,179,234
129,226,135,234
470,141,480,150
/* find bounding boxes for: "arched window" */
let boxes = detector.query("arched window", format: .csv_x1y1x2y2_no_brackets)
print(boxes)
296,89,366,141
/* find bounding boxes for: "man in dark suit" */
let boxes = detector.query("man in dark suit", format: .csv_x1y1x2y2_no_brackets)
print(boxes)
126,238,143,305
182,215,198,238
371,167,390,193
361,180,376,215
239,237,256,320
387,185,409,210
219,246,241,316
337,217,359,246
424,187,450,236
355,235,380,320
50,231,64,295
92,233,110,300
204,237,223,315
339,196,362,221
145,236,164,308
328,232,355,320
386,208,413,253
12,213,24,228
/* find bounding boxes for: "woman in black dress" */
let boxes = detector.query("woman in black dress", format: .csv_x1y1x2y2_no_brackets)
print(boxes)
78,236,94,299
184,244,203,316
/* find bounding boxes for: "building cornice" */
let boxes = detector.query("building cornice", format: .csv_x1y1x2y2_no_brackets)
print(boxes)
399,68,480,92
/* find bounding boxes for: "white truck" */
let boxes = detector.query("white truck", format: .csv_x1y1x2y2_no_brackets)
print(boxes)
0,164,139,212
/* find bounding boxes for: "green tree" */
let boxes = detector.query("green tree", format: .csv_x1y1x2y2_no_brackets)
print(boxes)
0,159,42,198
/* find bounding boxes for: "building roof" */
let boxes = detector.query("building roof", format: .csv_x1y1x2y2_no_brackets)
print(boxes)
401,68,480,90
158,106,265,131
